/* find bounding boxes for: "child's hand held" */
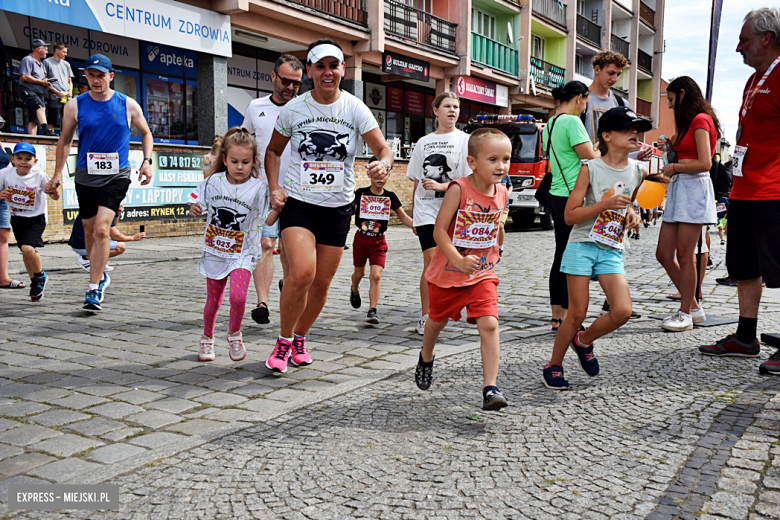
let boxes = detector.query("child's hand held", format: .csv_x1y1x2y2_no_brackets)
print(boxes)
455,255,480,275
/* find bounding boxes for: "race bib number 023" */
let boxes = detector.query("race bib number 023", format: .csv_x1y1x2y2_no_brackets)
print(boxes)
203,224,245,258
359,195,391,221
5,187,35,210
300,162,344,193
452,210,500,249
87,152,120,176
588,210,626,249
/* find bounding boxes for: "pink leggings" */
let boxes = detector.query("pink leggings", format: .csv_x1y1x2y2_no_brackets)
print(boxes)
203,268,252,337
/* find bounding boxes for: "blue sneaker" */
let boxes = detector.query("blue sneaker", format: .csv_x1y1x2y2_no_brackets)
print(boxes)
542,364,569,390
30,272,47,302
570,330,600,377
83,289,101,311
97,272,110,303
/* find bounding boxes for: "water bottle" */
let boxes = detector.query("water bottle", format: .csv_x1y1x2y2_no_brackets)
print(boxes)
659,135,669,166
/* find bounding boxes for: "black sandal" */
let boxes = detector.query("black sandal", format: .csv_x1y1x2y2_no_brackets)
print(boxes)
551,318,563,331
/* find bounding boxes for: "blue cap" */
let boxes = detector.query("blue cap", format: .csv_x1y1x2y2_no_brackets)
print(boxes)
12,142,36,157
80,54,112,73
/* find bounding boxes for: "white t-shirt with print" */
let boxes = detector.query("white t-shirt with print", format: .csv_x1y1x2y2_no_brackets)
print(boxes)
242,94,292,185
0,167,49,218
274,91,378,208
406,129,471,227
195,172,269,280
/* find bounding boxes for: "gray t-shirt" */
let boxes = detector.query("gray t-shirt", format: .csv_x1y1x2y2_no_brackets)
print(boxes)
19,55,46,94
583,91,625,145
43,57,73,94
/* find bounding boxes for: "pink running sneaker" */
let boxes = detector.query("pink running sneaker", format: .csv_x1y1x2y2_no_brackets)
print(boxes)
266,337,293,373
290,336,312,367
227,331,246,362
198,335,215,362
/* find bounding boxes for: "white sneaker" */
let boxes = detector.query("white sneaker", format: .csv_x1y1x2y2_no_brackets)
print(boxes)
198,335,215,362
691,307,706,324
104,263,115,272
416,314,428,335
76,256,90,272
227,331,247,361
662,311,694,332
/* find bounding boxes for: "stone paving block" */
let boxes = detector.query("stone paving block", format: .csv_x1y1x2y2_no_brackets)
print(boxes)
0,444,24,461
30,434,104,457
165,419,233,436
204,409,259,422
87,443,147,464
31,458,103,483
133,380,179,392
263,388,311,402
22,388,73,402
160,384,211,399
127,410,183,429
78,384,134,397
0,453,56,478
144,397,200,414
66,418,125,437
89,402,145,419
0,402,50,417
195,393,248,407
50,376,94,389
30,410,91,427
113,389,163,405
0,425,61,446
363,360,405,370
48,393,109,410
100,428,145,442
200,378,246,392
128,432,187,448
231,384,274,398
290,380,336,392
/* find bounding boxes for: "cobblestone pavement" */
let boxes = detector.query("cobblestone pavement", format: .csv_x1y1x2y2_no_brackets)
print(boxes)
1,222,780,519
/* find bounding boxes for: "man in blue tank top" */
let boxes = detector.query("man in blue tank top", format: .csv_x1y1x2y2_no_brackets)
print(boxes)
48,54,153,311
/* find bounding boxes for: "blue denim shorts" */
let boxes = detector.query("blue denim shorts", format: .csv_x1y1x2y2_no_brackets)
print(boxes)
262,220,279,239
0,201,10,229
561,241,625,277
72,240,117,257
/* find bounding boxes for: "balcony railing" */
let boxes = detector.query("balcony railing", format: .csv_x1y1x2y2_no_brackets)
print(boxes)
384,0,458,54
530,57,565,89
638,49,652,74
610,34,630,59
472,33,519,75
636,98,652,118
576,14,601,47
290,0,367,25
532,0,567,28
640,1,655,27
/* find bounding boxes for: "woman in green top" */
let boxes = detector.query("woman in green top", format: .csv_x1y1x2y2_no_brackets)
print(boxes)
542,81,597,330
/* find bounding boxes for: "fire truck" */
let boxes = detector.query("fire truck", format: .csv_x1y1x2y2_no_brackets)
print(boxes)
464,115,663,229
464,114,554,230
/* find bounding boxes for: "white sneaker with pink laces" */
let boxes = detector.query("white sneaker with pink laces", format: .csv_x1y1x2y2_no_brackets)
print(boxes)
227,331,246,361
198,335,215,362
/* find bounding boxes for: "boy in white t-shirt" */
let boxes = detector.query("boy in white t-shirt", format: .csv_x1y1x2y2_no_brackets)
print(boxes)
0,142,60,301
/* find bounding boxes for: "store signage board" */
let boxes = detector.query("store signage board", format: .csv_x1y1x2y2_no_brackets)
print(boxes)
387,87,404,112
405,91,425,116
455,76,508,107
382,52,429,82
0,0,232,57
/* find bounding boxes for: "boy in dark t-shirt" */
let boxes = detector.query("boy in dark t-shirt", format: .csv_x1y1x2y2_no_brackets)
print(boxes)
350,175,413,324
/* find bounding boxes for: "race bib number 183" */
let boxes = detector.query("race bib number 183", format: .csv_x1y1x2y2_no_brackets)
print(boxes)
452,210,500,249
87,152,120,176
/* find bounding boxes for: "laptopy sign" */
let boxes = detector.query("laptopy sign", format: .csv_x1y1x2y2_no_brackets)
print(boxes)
0,0,232,57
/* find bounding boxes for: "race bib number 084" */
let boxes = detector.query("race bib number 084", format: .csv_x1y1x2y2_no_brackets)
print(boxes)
300,162,344,193
359,195,391,220
452,210,500,249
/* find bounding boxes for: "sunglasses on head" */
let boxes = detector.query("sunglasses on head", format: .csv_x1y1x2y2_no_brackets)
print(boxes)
277,75,302,88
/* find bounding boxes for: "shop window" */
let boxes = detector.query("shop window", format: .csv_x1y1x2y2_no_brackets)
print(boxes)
186,82,198,144
144,76,186,143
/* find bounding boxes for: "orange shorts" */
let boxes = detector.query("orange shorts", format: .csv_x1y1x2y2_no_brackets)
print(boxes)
428,278,499,324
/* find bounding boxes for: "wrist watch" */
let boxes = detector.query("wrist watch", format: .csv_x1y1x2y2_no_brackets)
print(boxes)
142,158,153,165
380,160,392,173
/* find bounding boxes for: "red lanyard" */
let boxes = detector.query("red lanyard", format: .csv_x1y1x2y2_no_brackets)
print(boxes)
740,55,780,126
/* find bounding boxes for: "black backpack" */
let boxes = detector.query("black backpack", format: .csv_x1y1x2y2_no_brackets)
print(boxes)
710,157,731,200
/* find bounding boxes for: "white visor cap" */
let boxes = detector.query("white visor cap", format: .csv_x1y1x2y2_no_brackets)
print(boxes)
307,44,344,64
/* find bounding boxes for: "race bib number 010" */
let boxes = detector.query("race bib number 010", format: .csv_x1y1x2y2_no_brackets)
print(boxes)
87,152,120,176
359,195,391,221
588,210,626,249
5,187,35,210
204,224,245,258
452,210,500,249
300,162,344,193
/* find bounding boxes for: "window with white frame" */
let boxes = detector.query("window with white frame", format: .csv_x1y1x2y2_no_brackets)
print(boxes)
532,35,545,60
472,8,497,40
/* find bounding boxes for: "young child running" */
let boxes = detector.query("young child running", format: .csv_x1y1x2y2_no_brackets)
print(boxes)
415,128,510,411
0,143,59,301
194,127,269,362
349,170,413,324
542,107,653,390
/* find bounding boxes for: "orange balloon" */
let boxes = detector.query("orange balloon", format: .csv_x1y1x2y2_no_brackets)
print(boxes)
636,180,666,210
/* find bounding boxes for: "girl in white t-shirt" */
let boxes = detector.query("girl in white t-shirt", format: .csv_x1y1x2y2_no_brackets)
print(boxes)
193,127,269,364
406,91,471,335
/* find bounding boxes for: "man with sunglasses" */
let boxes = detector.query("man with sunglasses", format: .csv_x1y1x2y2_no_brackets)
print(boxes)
242,55,304,324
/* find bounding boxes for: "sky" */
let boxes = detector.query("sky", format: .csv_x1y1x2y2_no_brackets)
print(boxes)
660,0,767,144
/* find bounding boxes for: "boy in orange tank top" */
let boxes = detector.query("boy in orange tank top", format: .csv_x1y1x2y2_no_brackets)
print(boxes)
415,128,510,411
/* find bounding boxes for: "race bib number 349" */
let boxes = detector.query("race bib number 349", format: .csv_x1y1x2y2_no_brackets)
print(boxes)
204,224,245,258
87,152,119,176
452,210,500,249
359,195,391,221
300,162,344,193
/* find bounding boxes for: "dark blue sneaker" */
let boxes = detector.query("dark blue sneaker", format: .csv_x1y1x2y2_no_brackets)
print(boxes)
415,355,434,390
542,364,569,390
482,386,508,411
29,272,47,302
84,289,101,311
97,272,110,303
570,330,600,376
